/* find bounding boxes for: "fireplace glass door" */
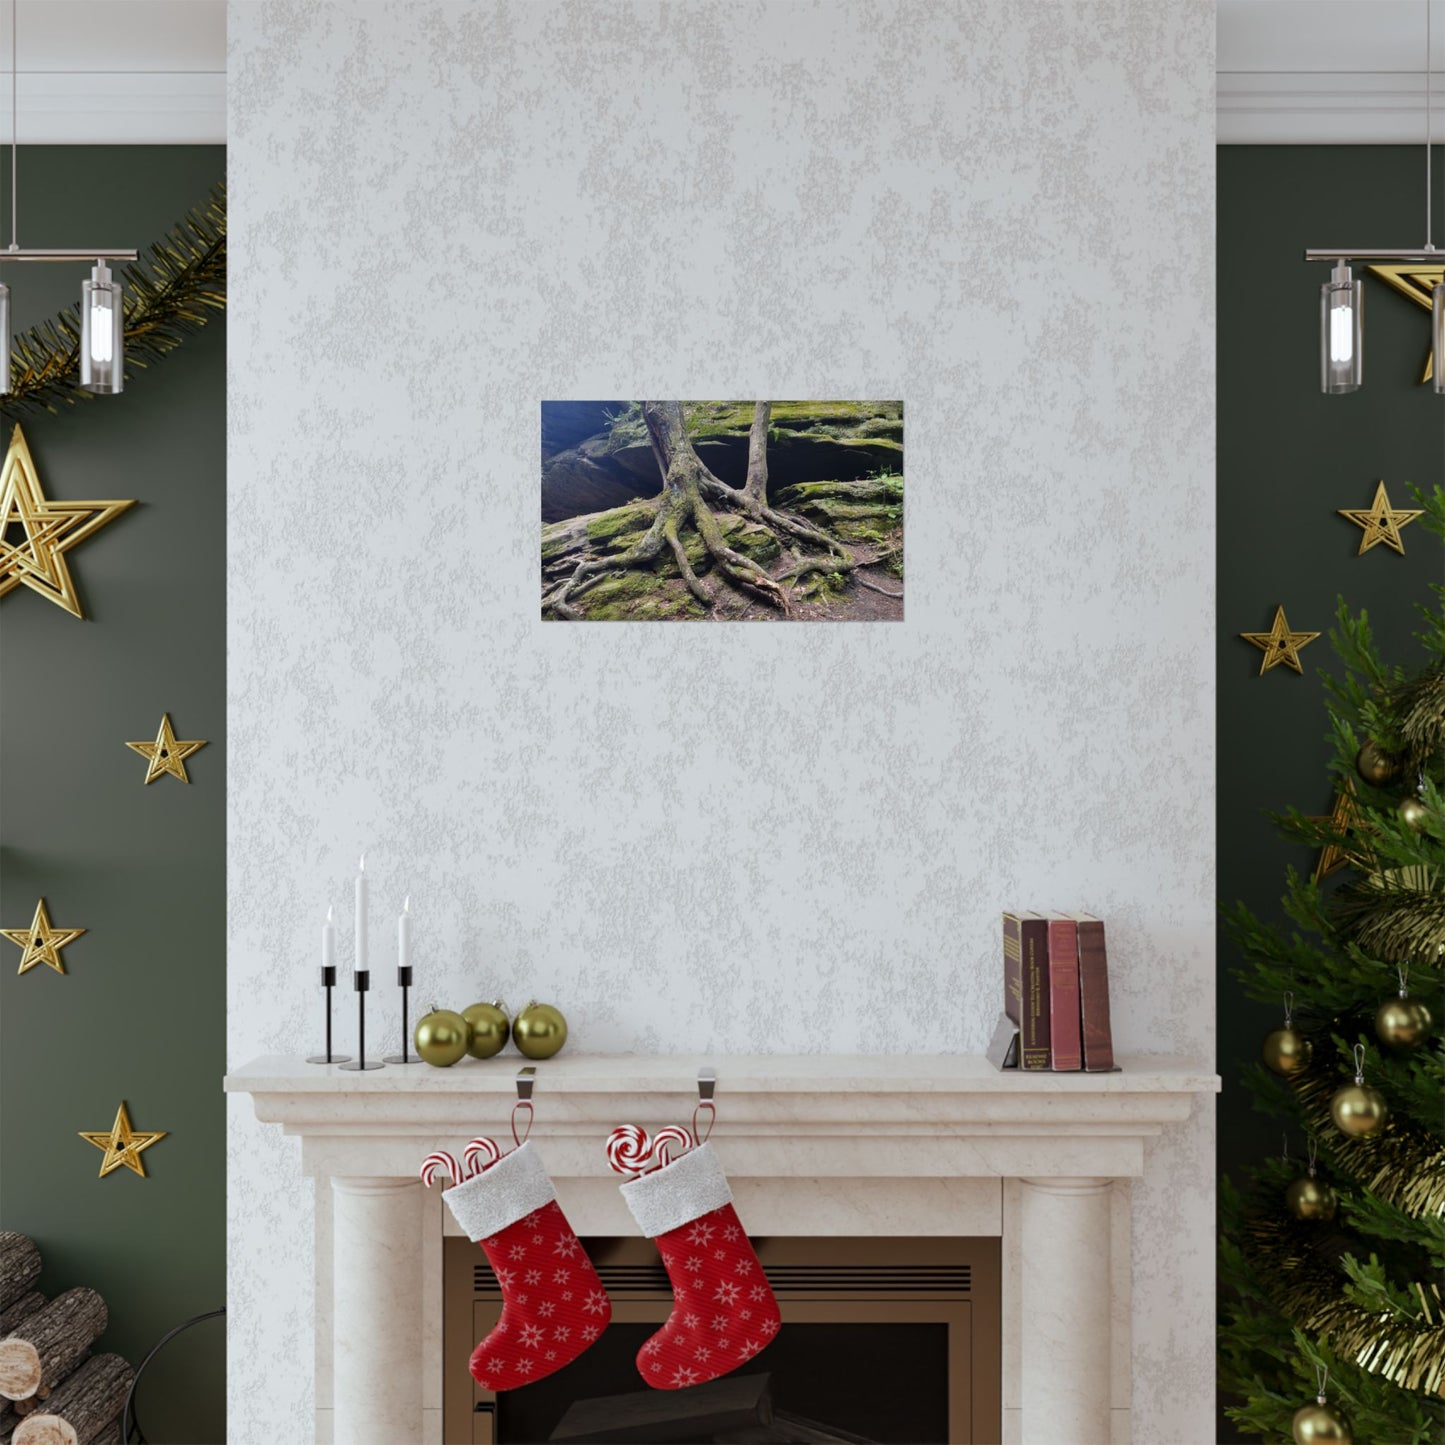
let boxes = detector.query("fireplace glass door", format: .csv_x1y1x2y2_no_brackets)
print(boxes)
443,1235,1000,1444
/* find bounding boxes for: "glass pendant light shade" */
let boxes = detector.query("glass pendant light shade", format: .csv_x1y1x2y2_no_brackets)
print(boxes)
1320,261,1363,394
80,260,123,394
1433,282,1445,395
0,280,10,395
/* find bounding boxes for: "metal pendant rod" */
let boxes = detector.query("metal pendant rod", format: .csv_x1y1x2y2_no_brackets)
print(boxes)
0,247,137,262
1305,247,1442,262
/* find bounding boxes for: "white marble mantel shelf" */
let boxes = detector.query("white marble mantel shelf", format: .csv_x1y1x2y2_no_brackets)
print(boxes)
227,1055,1217,1445
226,1051,1217,1095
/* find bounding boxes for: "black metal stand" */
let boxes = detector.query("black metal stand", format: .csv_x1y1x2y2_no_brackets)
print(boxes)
384,965,421,1063
306,966,353,1064
338,970,385,1071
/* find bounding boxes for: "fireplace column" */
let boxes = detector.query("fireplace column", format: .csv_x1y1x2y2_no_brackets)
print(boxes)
1018,1177,1113,1445
331,1176,423,1445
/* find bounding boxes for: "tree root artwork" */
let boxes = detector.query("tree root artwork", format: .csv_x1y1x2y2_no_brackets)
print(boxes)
541,401,903,621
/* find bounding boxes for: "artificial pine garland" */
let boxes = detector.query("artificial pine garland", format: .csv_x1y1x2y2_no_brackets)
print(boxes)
5,185,225,414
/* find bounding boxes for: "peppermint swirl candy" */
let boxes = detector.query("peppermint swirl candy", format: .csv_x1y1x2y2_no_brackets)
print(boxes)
605,1123,652,1177
419,1150,461,1188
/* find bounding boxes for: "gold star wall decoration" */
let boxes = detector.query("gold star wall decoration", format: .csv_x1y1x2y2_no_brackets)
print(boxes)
1311,778,1370,882
79,1101,167,1179
1240,605,1320,675
1337,480,1422,556
126,713,208,784
0,424,135,619
1,898,86,976
1367,263,1444,383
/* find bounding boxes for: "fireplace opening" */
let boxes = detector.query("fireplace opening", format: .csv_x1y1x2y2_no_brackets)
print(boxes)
443,1236,1000,1444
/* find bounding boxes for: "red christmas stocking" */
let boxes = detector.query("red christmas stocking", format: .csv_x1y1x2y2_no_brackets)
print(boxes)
620,1142,781,1389
441,1142,612,1390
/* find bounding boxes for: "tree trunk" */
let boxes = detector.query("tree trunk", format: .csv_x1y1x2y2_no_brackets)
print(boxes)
10,1354,132,1445
547,401,898,620
0,1238,41,1315
0,1290,107,1400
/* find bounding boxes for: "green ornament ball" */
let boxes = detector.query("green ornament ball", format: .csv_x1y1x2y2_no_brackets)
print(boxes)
462,1000,511,1059
512,1000,568,1059
414,1006,470,1067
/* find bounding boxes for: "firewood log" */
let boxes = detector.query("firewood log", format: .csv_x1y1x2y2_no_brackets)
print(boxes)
0,1291,107,1400
0,1239,41,1315
550,1371,773,1442
10,1354,132,1445
0,1301,43,1341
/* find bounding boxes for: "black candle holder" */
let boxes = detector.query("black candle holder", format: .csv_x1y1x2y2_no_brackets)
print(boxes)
338,971,385,1071
306,966,353,1064
384,965,422,1064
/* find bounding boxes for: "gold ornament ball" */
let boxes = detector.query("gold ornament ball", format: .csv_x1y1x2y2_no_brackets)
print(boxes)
1285,1175,1338,1220
1375,995,1432,1049
1398,795,1432,833
1263,1026,1313,1076
512,1001,568,1059
414,1007,471,1067
1354,740,1398,787
1330,1082,1388,1137
462,1000,511,1059
1292,1401,1351,1444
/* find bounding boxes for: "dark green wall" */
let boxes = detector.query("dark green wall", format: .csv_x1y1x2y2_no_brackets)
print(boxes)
0,147,224,1444
1217,151,1441,1181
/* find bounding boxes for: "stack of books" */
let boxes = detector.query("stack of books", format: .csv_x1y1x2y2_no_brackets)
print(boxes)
990,912,1115,1072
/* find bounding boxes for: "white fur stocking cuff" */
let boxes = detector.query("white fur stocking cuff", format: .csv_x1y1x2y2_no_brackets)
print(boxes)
442,1141,557,1242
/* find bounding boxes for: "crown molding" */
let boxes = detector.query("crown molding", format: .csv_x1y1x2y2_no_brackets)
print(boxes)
1219,71,1445,144
2,73,224,144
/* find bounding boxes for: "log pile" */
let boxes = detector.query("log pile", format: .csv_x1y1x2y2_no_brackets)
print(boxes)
0,1234,133,1445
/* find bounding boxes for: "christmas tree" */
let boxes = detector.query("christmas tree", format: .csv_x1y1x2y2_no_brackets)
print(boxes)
1218,487,1445,1445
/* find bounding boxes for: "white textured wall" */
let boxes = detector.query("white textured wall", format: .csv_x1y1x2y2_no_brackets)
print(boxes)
226,2,1216,1439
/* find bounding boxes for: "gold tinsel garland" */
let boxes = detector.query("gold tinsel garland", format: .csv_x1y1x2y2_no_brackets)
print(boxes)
1292,1057,1445,1220
1244,1210,1445,1396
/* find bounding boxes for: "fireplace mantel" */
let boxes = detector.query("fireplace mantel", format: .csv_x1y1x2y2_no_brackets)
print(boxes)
226,1054,1216,1444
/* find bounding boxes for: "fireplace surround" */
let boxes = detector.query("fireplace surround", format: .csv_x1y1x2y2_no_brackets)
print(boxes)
225,1053,1216,1445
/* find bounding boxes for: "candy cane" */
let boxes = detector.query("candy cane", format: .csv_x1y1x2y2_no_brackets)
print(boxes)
650,1125,693,1170
463,1136,502,1177
606,1124,652,1177
419,1150,461,1189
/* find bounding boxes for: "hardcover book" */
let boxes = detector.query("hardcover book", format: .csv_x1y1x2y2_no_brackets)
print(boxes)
1003,911,1050,1070
1070,912,1115,1072
1046,914,1083,1071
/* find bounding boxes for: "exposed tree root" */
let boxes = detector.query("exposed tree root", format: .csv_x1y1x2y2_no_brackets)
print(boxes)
548,400,895,620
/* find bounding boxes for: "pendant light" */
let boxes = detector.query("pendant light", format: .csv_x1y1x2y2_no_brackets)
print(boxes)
1306,0,1443,395
0,0,135,396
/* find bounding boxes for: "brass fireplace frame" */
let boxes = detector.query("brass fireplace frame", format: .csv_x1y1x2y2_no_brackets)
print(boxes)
443,1235,1001,1444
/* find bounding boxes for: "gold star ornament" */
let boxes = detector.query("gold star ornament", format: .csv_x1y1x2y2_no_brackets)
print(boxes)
1,898,86,976
0,425,135,618
1311,778,1370,882
1240,605,1321,675
1367,264,1444,382
79,1101,167,1178
126,713,207,784
1338,480,1422,556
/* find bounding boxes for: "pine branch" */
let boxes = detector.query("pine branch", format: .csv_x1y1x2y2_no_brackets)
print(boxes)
3,185,226,415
